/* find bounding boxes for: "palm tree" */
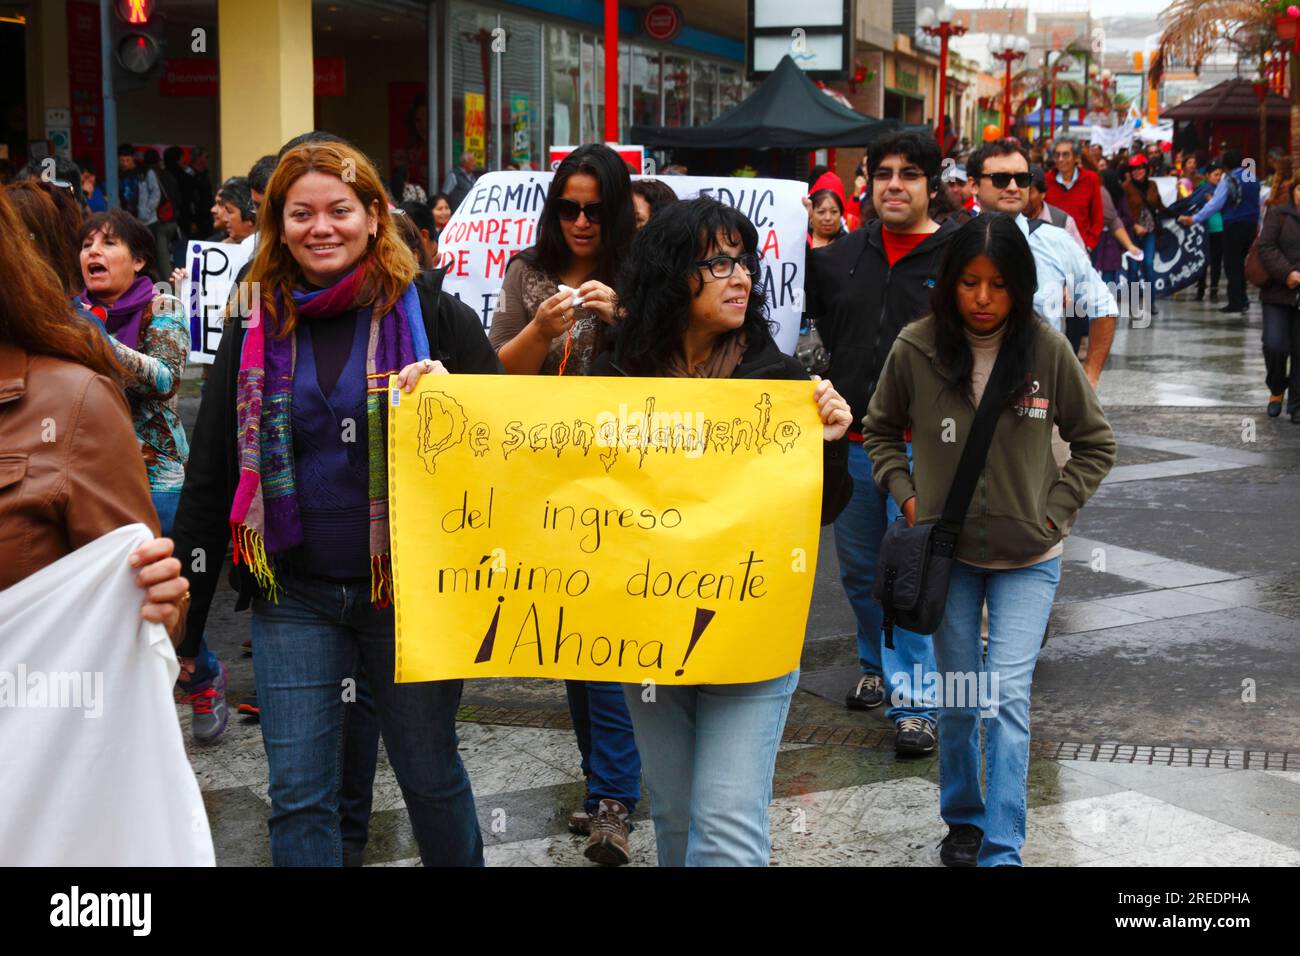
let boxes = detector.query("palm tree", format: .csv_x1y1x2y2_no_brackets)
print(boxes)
1152,0,1284,162
1009,41,1093,139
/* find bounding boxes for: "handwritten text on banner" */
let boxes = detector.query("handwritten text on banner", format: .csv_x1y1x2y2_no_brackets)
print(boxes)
389,375,824,684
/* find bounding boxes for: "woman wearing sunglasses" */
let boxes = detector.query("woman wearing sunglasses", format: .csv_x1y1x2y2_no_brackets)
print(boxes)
489,142,645,865
490,143,635,375
591,198,852,866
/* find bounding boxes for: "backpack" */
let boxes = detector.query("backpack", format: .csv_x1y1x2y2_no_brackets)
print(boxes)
119,171,140,217
1226,171,1243,209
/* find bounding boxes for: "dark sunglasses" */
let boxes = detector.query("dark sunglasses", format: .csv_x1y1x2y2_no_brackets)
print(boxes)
979,172,1033,189
696,253,761,280
554,198,603,224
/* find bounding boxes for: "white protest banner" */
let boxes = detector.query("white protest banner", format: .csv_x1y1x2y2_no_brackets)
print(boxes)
436,171,809,355
0,524,215,866
182,239,253,364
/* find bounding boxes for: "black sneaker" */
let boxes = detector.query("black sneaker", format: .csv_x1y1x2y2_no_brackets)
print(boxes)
938,824,983,867
894,716,936,755
846,673,884,710
1268,395,1284,418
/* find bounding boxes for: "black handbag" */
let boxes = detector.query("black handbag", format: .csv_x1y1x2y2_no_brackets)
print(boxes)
872,344,1015,647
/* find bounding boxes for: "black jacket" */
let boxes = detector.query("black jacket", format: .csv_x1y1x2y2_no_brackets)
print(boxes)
805,218,960,427
589,330,851,527
171,268,501,656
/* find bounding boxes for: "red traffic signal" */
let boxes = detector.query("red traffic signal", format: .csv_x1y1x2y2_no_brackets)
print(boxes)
114,0,155,25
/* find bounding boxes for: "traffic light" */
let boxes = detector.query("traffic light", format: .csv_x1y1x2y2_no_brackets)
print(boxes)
112,0,166,86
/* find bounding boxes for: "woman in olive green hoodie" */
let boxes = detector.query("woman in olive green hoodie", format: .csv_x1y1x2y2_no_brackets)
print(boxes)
863,213,1116,867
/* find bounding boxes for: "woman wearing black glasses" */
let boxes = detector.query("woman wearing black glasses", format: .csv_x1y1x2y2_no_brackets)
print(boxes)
488,143,644,866
490,144,635,375
591,198,852,866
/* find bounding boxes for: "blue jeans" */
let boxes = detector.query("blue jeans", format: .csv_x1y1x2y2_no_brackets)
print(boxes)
833,442,938,724
251,574,483,866
1127,232,1159,297
154,489,221,691
622,670,798,866
338,666,382,866
932,557,1061,867
565,681,641,813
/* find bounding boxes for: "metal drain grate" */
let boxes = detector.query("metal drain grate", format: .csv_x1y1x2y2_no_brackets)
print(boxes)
456,705,1298,772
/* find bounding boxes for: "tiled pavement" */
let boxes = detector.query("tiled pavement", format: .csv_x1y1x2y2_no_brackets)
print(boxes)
180,294,1300,866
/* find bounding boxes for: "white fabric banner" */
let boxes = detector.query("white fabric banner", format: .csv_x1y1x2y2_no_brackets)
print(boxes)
181,239,254,365
436,171,809,355
0,524,215,866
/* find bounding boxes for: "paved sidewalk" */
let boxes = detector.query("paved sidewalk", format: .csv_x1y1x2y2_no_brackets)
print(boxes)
181,294,1300,866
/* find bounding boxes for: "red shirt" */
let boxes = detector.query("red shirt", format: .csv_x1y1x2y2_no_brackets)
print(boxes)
880,227,932,267
1045,166,1103,250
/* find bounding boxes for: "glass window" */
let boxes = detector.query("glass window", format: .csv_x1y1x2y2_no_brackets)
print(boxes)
631,47,660,129
663,55,689,128
719,66,743,112
692,60,717,126
450,6,497,169
499,16,542,169
547,26,580,148
580,36,605,142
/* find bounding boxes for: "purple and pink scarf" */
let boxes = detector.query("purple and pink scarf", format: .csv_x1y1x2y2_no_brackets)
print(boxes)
230,262,430,606
81,274,156,349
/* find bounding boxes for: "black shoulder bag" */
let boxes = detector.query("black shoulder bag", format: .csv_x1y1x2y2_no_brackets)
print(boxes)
872,344,1015,648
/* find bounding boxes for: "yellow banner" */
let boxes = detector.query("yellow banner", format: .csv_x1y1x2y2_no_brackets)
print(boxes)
388,375,824,685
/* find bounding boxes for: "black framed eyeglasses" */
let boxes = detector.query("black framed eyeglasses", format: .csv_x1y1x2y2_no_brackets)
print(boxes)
979,172,1033,189
554,198,603,223
696,253,761,280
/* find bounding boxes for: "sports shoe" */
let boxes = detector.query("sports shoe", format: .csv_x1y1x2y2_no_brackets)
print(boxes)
237,688,260,721
1268,395,1284,418
182,662,229,744
584,799,631,866
939,824,983,867
894,716,936,756
846,673,884,710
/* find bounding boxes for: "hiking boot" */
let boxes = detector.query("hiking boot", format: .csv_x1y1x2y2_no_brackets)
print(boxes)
583,798,630,867
939,824,983,867
846,673,884,710
1268,394,1284,418
568,807,592,836
182,661,229,744
894,716,936,756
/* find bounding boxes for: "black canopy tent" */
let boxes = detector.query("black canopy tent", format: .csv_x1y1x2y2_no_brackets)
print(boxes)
631,55,918,152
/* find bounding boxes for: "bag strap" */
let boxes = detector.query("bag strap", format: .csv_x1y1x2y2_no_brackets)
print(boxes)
937,341,1016,535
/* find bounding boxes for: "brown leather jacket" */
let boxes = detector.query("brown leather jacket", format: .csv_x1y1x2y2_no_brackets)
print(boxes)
0,341,158,590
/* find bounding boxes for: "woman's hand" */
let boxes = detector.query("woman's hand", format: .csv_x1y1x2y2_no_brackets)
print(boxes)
1286,271,1300,289
1134,223,1148,236
531,287,578,340
170,267,186,295
395,358,449,393
813,376,852,442
902,497,916,528
128,537,189,640
576,280,618,326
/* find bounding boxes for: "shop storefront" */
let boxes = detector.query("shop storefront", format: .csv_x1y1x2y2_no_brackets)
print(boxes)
23,0,746,199
442,0,747,183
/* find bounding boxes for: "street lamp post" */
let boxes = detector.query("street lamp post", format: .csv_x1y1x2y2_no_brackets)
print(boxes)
918,6,968,153
991,34,1028,139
